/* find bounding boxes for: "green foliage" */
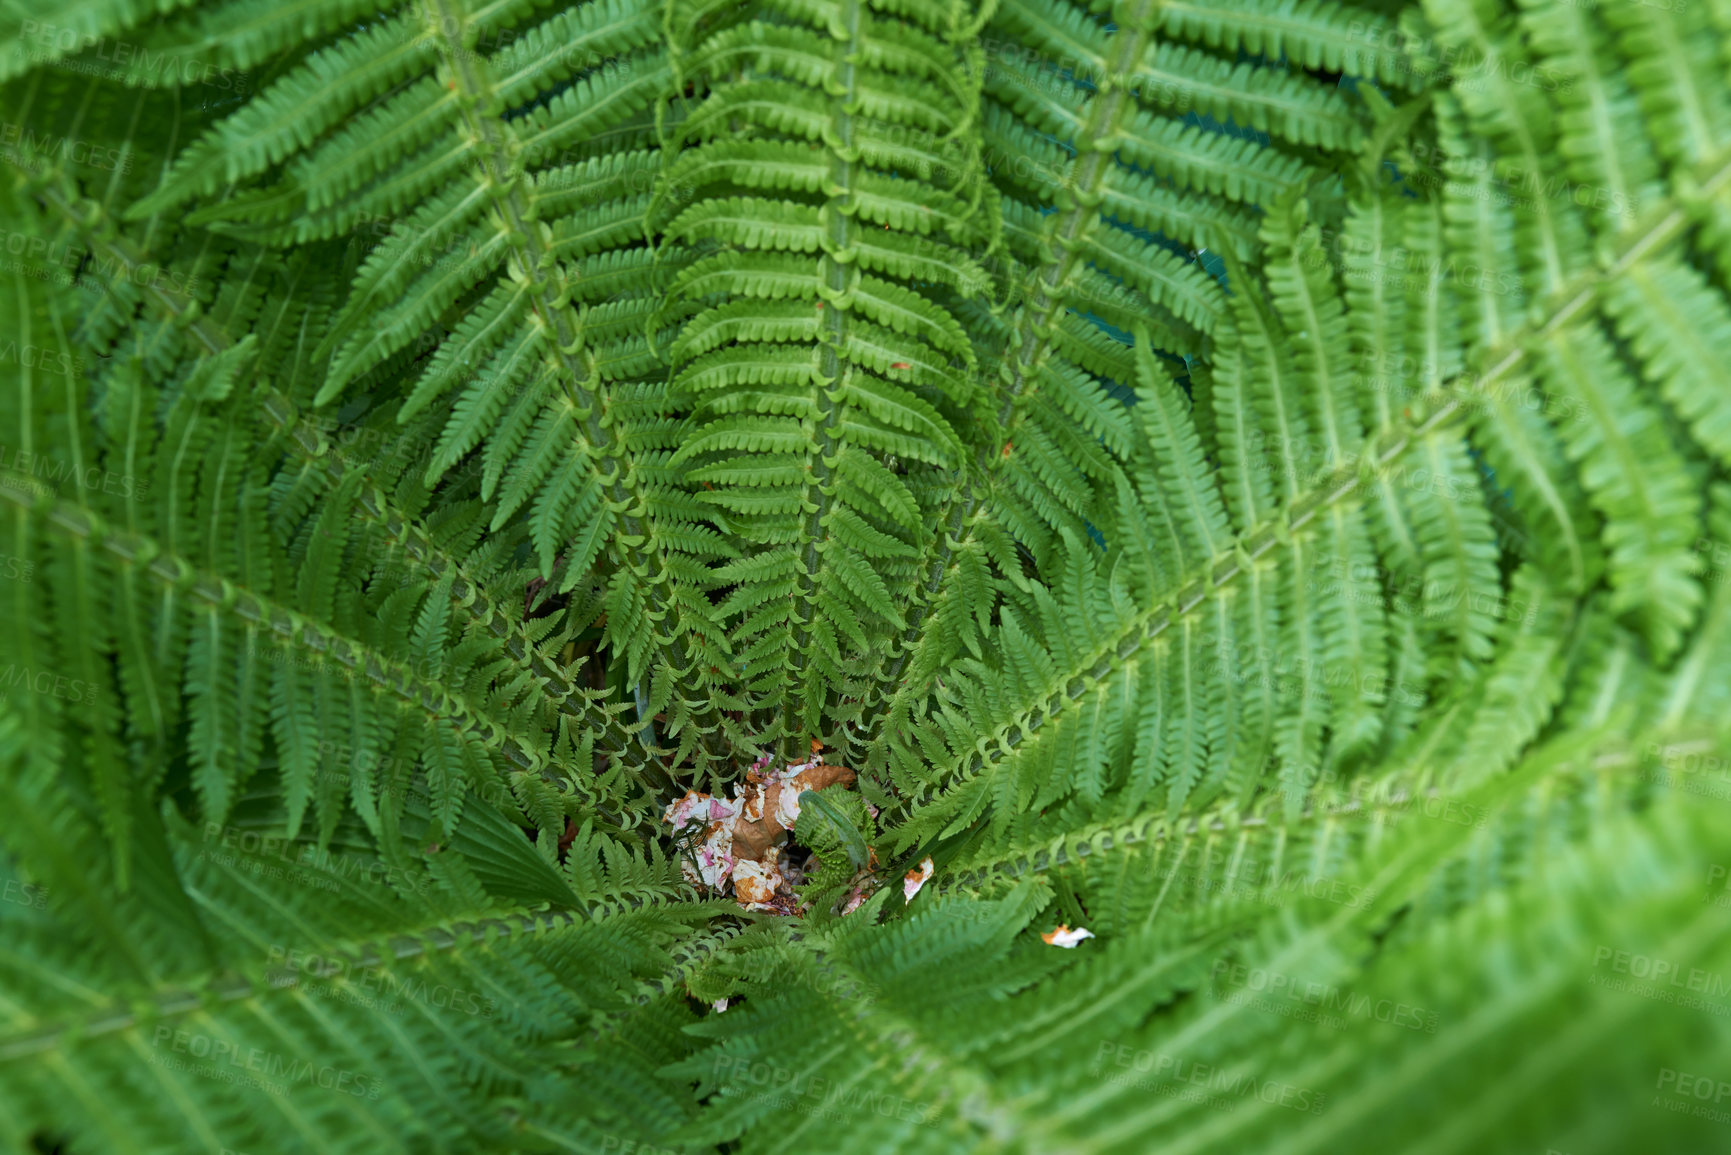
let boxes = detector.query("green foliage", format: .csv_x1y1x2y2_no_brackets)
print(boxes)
2,0,1730,1150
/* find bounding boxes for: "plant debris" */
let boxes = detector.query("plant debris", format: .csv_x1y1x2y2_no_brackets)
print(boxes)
664,755,857,913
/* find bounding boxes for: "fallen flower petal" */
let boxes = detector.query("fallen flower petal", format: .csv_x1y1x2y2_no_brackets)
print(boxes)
773,781,804,829
694,834,736,890
904,856,934,902
663,790,712,831
732,857,785,910
735,781,766,824
771,762,858,830
1041,925,1095,948
668,790,743,893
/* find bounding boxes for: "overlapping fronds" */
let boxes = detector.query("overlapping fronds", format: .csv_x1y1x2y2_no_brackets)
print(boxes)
3,0,1731,1150
648,0,999,756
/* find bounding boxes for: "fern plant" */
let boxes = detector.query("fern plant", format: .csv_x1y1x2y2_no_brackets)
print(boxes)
3,0,1731,1150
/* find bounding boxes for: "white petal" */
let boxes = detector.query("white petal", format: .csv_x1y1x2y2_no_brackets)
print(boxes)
774,784,803,828
903,856,934,902
664,790,713,830
696,823,737,889
1041,925,1095,948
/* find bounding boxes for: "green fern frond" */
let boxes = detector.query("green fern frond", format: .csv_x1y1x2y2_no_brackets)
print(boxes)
5,0,1731,1148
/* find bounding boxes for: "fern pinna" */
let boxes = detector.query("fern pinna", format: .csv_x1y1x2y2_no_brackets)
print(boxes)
2,0,1731,1150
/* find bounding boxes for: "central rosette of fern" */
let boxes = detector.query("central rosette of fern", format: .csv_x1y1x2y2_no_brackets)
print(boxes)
655,0,992,769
